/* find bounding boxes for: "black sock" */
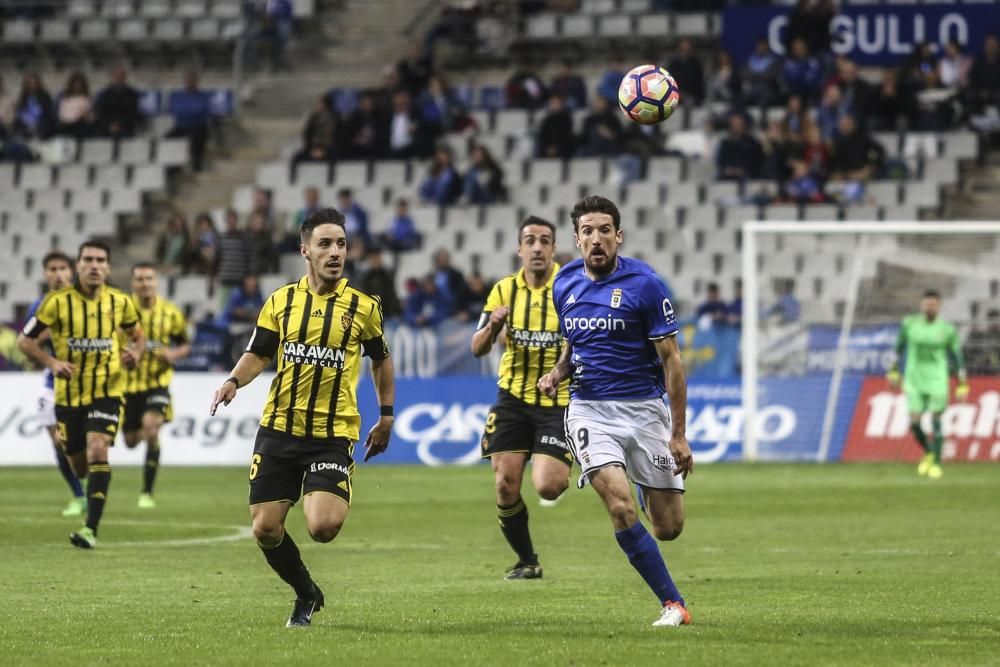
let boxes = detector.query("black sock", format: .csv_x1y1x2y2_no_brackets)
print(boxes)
85,461,111,534
911,423,930,453
497,498,536,565
143,445,160,494
259,532,314,598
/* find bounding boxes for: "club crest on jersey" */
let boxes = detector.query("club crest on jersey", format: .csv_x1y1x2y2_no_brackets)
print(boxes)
341,313,354,330
610,288,622,308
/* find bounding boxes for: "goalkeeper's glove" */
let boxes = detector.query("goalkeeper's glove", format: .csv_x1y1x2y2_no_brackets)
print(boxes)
886,366,901,388
955,376,970,401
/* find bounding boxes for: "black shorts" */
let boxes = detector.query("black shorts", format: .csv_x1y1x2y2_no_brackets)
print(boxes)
248,426,355,507
55,397,124,456
123,388,172,432
480,389,572,466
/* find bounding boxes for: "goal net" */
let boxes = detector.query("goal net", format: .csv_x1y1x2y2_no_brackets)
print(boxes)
741,221,1000,463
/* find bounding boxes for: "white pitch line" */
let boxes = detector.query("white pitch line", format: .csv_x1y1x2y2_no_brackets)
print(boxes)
0,516,253,548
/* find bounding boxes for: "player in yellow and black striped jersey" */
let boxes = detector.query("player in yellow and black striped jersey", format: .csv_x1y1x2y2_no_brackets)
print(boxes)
123,263,191,509
18,240,146,550
471,216,572,581
209,208,395,628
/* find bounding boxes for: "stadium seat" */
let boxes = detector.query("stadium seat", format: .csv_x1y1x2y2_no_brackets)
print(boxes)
118,138,152,164
371,161,410,187
333,161,369,188
1,20,35,44
581,0,615,14
674,13,710,36
881,205,919,221
526,14,558,39
152,18,186,41
20,165,54,190
545,183,582,207
116,18,150,43
93,165,129,189
67,0,97,17
39,19,74,43
764,205,800,221
58,165,92,190
624,181,663,207
156,138,191,166
723,205,760,227
77,18,112,43
0,165,16,192
901,183,940,208
598,16,632,38
942,132,978,159
561,15,594,39
636,14,670,37
102,1,134,18
80,139,115,164
494,110,531,137
866,181,900,206
567,158,605,185
482,205,519,231
70,188,105,213
902,133,940,159
132,165,167,191
189,18,221,41
177,0,209,18
212,0,242,18
666,183,701,207
802,204,840,221
294,163,330,187
922,159,958,185
141,0,172,18
530,159,565,185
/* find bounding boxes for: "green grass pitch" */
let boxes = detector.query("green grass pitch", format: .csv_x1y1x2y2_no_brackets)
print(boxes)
1,463,998,666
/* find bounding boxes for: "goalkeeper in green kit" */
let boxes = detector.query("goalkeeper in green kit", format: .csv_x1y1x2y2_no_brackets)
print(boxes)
887,290,969,479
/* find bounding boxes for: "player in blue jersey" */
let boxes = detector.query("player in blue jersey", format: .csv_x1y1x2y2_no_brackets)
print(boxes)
538,195,694,628
27,251,86,516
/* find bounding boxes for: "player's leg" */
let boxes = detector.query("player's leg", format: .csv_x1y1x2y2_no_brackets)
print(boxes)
69,431,113,549
138,410,165,507
46,401,85,514
926,390,949,478
530,406,572,504
301,439,354,543
122,392,144,449
530,455,570,502
905,387,935,475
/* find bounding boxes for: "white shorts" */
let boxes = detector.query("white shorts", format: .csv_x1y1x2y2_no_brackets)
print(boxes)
38,386,56,428
565,398,685,492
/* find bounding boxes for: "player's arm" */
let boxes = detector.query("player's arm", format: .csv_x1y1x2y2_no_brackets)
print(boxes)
887,320,906,388
362,300,394,461
653,335,693,479
538,342,572,398
159,314,192,365
17,300,76,377
950,325,969,400
471,281,507,357
119,322,145,370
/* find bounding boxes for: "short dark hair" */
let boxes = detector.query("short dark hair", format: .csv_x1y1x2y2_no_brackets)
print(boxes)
519,216,556,242
300,207,346,242
707,282,719,292
42,251,72,268
77,240,111,261
131,261,156,274
923,289,941,300
337,188,352,199
570,195,621,231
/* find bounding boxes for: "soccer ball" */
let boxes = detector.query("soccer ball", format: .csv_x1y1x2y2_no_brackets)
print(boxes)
617,65,680,125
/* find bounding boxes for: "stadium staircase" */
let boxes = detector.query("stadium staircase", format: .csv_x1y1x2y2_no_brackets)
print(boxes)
114,0,425,281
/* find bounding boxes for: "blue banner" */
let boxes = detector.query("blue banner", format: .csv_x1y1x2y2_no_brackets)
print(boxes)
355,376,862,466
722,4,997,66
806,323,898,375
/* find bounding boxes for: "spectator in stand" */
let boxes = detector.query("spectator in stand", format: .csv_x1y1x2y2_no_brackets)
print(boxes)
784,160,825,204
293,186,322,231
336,188,372,248
707,50,743,108
578,95,623,157
800,122,830,176
871,70,910,131
419,145,462,206
901,42,938,97
715,113,764,181
965,308,1000,375
293,95,337,163
216,208,250,291
397,42,433,96
0,75,15,130
914,68,955,131
505,61,548,110
250,0,293,70
357,247,402,319
403,274,453,328
166,70,211,172
251,187,275,230
785,0,834,56
549,60,587,110
14,72,55,139
765,279,801,324
156,212,192,274
464,272,490,320
783,38,824,103
378,198,422,252
696,283,729,327
829,114,884,181
343,91,387,160
219,274,264,328
432,248,468,319
245,211,279,276
596,55,626,103
535,95,576,159
419,75,464,136
817,84,849,142
745,38,782,112
95,65,141,139
190,212,219,275
762,119,794,182
56,71,94,139
969,34,1000,111
728,280,743,328
832,59,873,122
784,94,805,135
463,143,506,204
387,90,427,159
668,38,705,106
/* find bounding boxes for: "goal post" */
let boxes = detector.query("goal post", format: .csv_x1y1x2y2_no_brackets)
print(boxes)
741,220,1000,463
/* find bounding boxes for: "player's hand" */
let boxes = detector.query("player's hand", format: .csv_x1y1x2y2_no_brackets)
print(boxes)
121,348,139,369
210,379,238,416
955,381,970,402
886,368,901,390
47,359,76,378
537,371,559,399
488,306,509,334
669,434,694,479
364,416,393,462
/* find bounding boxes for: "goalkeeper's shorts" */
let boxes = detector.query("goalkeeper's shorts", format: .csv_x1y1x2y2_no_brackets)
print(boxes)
904,386,948,414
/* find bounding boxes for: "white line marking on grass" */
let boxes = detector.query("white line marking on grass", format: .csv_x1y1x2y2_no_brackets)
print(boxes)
0,516,253,548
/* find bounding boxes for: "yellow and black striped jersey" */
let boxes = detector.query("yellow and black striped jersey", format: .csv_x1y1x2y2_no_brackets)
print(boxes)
246,276,388,441
480,265,569,407
24,284,140,406
125,296,188,394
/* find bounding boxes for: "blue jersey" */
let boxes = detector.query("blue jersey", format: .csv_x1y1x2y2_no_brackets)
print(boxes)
553,256,678,401
27,296,54,389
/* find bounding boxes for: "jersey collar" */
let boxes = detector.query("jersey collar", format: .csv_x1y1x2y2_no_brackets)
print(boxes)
515,262,560,290
297,275,349,297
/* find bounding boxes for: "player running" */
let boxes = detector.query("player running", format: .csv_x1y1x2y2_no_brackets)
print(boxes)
123,262,191,508
26,251,86,516
210,208,394,628
471,216,572,581
887,290,968,479
538,195,694,627
18,241,145,548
